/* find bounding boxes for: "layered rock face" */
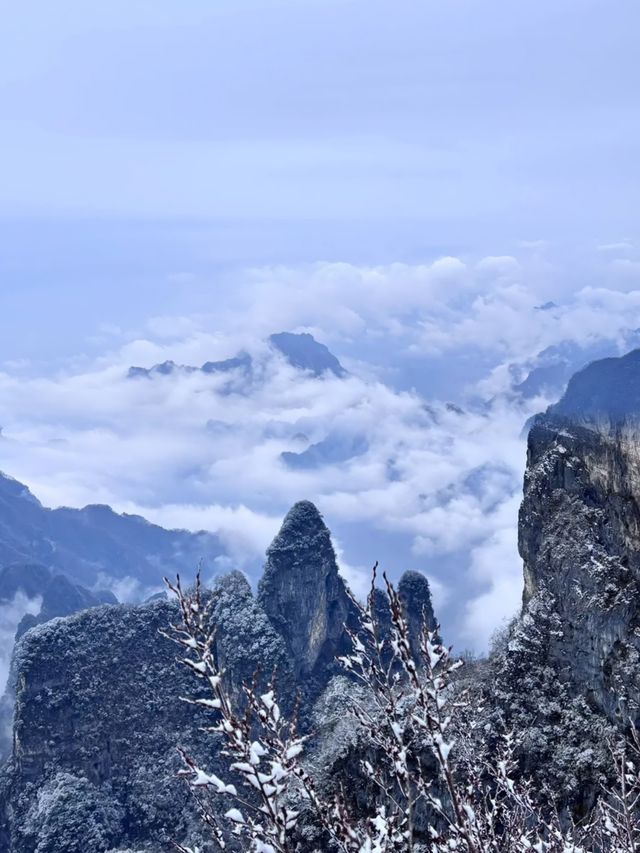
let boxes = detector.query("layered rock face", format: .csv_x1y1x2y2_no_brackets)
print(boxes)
258,501,356,684
519,350,640,721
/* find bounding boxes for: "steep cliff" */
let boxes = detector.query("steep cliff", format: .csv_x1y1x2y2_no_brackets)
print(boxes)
479,351,640,805
519,395,640,719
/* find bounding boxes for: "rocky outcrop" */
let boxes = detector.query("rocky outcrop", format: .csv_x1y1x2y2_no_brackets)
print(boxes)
258,501,356,687
0,565,118,761
257,502,438,688
519,411,640,722
0,573,291,853
481,350,640,803
505,349,640,739
0,599,199,852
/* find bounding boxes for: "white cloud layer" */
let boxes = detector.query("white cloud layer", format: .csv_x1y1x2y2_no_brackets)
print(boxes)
2,251,640,650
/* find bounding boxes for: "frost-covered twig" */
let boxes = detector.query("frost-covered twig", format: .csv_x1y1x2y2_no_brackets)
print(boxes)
597,725,640,852
162,573,308,853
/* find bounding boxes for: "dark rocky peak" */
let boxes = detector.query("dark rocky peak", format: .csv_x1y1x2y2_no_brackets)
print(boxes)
369,572,437,664
257,501,355,687
398,570,437,656
549,347,640,427
211,571,293,701
269,332,346,378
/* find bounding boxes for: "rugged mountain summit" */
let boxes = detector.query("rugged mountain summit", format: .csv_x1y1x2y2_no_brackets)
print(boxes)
398,570,437,655
0,599,204,852
268,332,346,377
258,501,355,685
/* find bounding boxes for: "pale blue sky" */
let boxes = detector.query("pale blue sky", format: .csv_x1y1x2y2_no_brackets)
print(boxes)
1,0,640,362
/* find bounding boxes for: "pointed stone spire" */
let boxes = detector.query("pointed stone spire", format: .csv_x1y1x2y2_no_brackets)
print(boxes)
258,501,352,684
398,570,437,658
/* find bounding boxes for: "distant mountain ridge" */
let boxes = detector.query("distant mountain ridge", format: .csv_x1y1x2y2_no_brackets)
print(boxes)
0,563,117,640
0,472,223,590
549,347,640,425
512,330,640,401
127,331,346,381
128,351,253,380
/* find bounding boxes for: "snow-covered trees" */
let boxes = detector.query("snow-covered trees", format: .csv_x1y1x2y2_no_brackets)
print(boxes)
165,568,640,853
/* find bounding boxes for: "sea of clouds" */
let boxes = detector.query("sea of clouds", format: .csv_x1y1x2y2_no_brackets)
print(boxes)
2,249,640,651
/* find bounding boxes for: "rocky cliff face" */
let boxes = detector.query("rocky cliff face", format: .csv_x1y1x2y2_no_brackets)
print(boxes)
0,599,199,852
258,501,356,686
518,354,640,722
0,571,292,853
